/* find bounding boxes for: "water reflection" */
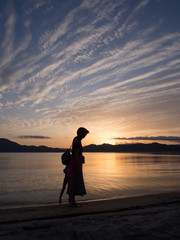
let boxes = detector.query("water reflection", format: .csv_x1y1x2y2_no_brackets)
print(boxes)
0,152,180,207
84,152,180,200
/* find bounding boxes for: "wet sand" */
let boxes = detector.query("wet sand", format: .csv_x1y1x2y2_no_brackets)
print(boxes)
0,192,180,239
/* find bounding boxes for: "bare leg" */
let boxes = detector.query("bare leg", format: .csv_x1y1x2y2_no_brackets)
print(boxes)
69,195,75,206
69,196,81,207
59,179,67,204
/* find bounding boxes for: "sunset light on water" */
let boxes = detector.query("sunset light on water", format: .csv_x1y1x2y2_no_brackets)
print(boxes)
0,152,180,208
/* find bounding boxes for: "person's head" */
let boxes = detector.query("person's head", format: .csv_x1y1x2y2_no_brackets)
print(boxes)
77,127,89,139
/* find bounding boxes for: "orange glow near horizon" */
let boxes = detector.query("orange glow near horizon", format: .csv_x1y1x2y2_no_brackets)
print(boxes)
14,134,180,149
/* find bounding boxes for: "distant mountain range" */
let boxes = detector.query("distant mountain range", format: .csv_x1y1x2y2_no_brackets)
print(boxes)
0,138,180,153
0,138,62,152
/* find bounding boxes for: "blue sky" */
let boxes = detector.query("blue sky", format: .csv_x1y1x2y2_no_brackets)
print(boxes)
0,0,180,147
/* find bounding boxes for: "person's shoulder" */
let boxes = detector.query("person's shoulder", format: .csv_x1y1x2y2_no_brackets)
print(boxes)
73,136,79,143
72,136,76,143
73,136,81,147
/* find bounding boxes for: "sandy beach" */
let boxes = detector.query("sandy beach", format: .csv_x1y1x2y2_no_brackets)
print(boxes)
0,192,180,240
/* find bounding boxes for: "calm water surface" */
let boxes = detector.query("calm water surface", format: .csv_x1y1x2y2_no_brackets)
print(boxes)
0,152,180,208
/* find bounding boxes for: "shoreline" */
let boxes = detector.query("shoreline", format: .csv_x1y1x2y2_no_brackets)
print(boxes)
1,191,180,224
1,151,180,154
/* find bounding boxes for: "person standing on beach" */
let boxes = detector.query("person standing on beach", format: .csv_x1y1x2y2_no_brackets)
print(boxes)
67,127,89,207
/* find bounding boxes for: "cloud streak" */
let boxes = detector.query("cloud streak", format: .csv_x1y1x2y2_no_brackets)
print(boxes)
18,135,51,139
114,136,180,143
0,0,179,146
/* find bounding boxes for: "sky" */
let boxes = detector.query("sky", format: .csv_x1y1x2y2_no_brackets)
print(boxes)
0,0,180,148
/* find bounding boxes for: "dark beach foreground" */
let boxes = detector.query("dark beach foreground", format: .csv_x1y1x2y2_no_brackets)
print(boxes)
0,192,180,239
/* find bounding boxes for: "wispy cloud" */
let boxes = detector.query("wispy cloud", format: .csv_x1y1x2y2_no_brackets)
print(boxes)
18,135,51,139
0,0,179,145
0,1,16,90
1,1,16,50
116,0,150,37
114,136,180,143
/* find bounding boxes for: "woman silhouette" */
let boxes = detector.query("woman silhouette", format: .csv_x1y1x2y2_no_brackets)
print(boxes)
67,127,89,207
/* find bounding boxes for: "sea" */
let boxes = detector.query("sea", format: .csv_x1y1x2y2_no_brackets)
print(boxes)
0,152,180,208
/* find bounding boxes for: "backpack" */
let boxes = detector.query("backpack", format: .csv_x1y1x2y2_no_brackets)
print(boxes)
61,149,72,165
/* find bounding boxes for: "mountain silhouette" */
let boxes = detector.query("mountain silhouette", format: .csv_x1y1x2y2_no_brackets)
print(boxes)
83,142,180,153
0,138,180,153
0,138,63,152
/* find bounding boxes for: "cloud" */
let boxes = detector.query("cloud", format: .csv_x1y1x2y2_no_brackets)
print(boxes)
24,0,52,16
116,0,150,37
114,136,180,142
18,135,51,139
0,1,16,90
1,1,16,50
0,0,179,142
1,0,179,108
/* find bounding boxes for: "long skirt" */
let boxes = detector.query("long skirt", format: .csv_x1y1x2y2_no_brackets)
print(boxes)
67,171,86,196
